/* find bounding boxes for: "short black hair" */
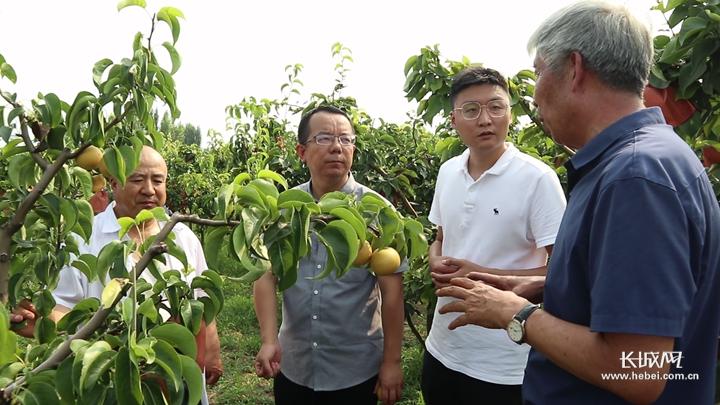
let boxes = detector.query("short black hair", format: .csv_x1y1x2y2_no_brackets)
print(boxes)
450,66,509,107
297,105,353,144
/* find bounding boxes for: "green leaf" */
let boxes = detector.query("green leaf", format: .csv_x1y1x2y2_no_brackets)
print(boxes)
140,381,165,405
96,240,127,283
0,126,10,142
203,227,227,270
73,200,94,244
1,63,17,83
149,323,197,359
162,42,182,75
166,237,188,269
135,208,154,224
158,6,185,19
157,9,181,44
269,238,297,291
33,290,56,318
66,91,96,142
150,206,169,221
403,219,428,259
117,216,136,239
137,298,158,323
80,341,112,393
179,355,203,405
248,178,280,199
16,382,60,405
119,144,139,178
152,340,183,391
678,61,705,97
115,347,142,405
59,197,79,236
0,307,17,363
101,278,126,308
117,0,146,11
55,357,75,403
277,189,315,206
679,16,707,42
70,166,93,198
257,169,288,190
233,172,252,185
329,207,366,242
43,93,62,127
183,299,204,335
92,59,113,87
82,349,115,394
34,316,56,344
71,254,97,282
319,220,359,277
130,335,156,363
8,153,36,189
103,146,126,185
378,207,402,247
318,196,350,213
237,185,267,209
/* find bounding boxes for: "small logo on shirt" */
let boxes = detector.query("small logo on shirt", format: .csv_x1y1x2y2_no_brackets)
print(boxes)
493,208,499,215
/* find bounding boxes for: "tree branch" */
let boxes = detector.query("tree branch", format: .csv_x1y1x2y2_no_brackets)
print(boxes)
19,119,49,170
104,106,133,132
404,301,425,346
2,213,237,399
0,149,73,304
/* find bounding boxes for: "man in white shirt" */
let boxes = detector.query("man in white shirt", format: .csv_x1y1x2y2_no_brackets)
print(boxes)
422,67,566,404
12,146,222,403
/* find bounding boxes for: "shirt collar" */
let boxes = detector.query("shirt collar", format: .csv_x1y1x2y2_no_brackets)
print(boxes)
564,107,666,192
99,201,121,234
457,143,518,177
568,107,666,171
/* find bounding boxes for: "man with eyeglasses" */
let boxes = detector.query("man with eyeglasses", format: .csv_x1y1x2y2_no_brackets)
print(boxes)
253,105,405,405
422,67,566,404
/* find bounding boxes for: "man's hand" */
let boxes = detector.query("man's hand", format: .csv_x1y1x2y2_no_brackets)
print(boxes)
10,300,37,338
374,360,403,405
431,258,490,288
466,272,546,303
203,321,223,385
205,359,224,386
428,255,460,288
254,342,281,378
437,277,529,330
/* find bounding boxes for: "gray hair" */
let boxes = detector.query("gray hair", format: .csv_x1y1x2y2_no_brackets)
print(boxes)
527,0,653,96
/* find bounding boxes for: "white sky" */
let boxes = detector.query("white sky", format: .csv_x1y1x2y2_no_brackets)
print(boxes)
1,0,665,140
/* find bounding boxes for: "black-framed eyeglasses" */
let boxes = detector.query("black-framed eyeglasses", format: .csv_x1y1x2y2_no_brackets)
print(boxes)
306,133,356,147
454,100,508,120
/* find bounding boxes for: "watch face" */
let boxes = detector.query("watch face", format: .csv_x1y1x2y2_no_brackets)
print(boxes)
507,320,524,343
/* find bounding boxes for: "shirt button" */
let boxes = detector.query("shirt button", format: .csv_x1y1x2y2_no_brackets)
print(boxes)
316,264,321,269
312,342,318,348
312,315,318,320
313,290,319,295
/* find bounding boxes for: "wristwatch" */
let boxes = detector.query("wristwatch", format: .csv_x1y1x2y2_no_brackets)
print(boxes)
506,303,541,344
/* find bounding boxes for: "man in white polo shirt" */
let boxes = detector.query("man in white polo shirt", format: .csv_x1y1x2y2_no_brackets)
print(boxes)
421,67,566,404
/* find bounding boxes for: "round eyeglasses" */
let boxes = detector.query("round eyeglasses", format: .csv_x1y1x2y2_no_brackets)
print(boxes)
454,100,508,120
306,134,356,147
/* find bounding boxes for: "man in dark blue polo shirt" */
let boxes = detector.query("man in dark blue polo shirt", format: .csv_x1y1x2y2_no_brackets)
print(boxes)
436,1,720,404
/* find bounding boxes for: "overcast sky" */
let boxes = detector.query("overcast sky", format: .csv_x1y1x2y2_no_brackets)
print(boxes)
1,0,665,140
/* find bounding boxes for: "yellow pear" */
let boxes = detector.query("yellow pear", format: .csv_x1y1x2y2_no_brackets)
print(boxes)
353,240,373,266
92,174,106,193
75,145,103,171
370,247,401,276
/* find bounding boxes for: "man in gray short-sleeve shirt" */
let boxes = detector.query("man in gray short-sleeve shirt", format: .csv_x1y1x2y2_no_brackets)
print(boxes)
253,105,406,405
